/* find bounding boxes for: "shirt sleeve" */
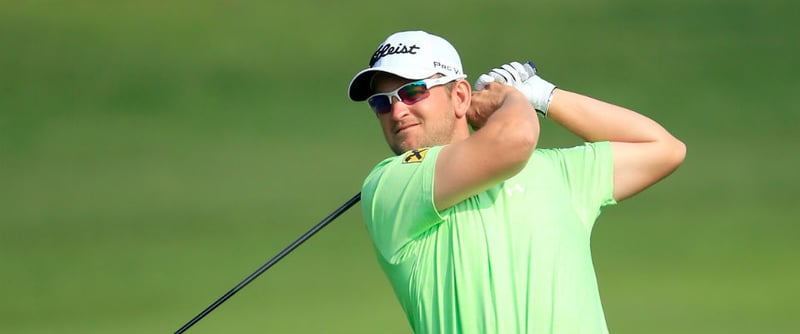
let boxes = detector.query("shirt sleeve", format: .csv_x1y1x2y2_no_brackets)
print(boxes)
554,141,616,231
361,146,445,260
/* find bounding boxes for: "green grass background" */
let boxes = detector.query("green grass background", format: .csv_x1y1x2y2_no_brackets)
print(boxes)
1,0,798,333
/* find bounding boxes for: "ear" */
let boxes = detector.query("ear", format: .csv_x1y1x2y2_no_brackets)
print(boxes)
451,79,472,119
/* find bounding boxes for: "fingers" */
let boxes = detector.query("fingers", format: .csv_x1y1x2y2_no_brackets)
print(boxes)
491,67,518,84
489,71,508,84
473,74,496,90
503,62,529,81
476,60,540,90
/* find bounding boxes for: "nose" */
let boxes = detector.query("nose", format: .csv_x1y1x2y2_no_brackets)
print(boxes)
389,96,411,119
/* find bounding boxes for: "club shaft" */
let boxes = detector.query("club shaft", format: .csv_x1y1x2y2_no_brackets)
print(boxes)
175,192,362,334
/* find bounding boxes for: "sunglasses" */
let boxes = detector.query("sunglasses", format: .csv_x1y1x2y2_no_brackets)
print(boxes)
367,76,464,115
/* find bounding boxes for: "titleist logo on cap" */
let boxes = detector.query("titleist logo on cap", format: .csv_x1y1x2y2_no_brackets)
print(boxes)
369,43,421,67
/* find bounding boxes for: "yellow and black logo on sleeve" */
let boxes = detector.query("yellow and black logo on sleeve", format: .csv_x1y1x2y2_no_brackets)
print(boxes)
403,148,429,164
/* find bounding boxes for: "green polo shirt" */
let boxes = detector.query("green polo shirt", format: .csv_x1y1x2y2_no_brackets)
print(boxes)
362,142,616,334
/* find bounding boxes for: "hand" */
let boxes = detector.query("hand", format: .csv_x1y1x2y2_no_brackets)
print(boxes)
467,82,523,130
474,61,556,116
474,62,533,89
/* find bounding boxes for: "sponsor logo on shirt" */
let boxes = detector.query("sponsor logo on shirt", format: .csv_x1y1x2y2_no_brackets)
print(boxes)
403,148,429,164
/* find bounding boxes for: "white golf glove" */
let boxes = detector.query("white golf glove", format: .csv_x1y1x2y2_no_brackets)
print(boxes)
474,61,556,117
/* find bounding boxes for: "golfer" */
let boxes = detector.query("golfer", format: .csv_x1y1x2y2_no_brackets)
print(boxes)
348,30,686,334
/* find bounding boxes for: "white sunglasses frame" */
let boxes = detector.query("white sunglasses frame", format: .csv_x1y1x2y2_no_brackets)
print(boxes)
367,75,466,114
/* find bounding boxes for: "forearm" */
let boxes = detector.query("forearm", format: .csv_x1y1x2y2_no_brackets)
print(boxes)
436,85,539,210
474,91,540,155
470,85,540,141
546,89,675,144
466,86,541,179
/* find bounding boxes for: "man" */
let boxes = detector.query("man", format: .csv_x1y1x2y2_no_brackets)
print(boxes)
347,30,686,334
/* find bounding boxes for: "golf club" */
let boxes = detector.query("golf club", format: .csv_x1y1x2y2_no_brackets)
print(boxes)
174,192,362,333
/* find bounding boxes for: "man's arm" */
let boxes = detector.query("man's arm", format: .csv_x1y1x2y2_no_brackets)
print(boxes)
433,82,539,210
546,89,686,201
476,61,686,202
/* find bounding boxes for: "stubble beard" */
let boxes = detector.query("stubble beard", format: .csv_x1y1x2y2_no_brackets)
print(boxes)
389,117,457,155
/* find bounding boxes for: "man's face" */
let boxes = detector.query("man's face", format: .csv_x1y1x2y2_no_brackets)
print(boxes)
371,73,458,155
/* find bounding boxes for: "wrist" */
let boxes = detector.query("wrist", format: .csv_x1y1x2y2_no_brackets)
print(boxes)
521,76,556,117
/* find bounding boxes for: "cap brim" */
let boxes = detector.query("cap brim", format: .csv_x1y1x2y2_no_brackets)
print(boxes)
347,65,437,101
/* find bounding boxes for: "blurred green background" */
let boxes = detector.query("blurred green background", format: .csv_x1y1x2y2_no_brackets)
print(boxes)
1,0,798,333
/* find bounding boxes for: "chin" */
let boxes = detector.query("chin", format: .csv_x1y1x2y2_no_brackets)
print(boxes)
391,142,415,155
391,145,408,155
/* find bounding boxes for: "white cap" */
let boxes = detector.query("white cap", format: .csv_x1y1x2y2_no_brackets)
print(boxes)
347,30,465,101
